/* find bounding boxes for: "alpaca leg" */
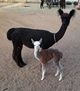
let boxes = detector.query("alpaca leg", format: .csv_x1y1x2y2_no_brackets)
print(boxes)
12,41,26,67
55,61,63,81
41,63,46,80
55,61,60,77
59,62,63,81
40,0,44,8
59,71,63,81
55,65,60,77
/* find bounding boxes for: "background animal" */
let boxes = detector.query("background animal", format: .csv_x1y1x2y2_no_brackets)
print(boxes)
60,0,66,9
40,0,53,9
7,9,75,67
31,38,63,81
40,0,65,9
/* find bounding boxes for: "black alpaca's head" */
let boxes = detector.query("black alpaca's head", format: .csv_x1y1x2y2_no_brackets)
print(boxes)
58,9,75,25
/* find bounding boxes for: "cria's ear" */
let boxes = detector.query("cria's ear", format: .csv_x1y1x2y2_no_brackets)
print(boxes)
31,38,34,44
58,9,63,16
69,9,75,18
39,38,42,44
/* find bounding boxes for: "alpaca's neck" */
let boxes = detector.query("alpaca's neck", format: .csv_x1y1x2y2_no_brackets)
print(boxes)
55,22,69,42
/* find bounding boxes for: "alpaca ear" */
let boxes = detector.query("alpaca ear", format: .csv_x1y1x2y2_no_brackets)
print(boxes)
69,9,75,18
58,9,63,16
39,38,42,44
31,38,34,44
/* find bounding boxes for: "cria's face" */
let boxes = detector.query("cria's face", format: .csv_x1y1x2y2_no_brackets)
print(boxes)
34,41,42,52
31,38,42,51
34,41,40,46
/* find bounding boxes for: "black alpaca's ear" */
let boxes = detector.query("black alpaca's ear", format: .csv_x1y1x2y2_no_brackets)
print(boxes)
39,38,42,44
69,9,75,18
31,38,34,44
58,9,63,16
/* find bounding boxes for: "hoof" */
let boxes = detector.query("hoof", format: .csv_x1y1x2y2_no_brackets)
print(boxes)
18,63,26,68
55,72,59,77
41,78,44,80
59,77,62,81
59,75,62,81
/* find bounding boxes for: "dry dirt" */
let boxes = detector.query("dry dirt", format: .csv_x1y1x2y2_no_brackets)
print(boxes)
0,3,80,91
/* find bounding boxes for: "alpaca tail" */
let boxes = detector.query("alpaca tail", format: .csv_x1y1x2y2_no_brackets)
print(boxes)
7,28,15,40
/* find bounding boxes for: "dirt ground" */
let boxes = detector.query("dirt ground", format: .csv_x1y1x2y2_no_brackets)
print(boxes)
0,3,80,91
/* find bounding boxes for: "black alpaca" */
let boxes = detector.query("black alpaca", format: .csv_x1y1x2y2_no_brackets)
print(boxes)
7,9,75,67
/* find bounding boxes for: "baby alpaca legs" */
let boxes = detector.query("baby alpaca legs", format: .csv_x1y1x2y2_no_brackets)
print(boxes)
41,63,46,80
55,61,63,81
41,61,63,81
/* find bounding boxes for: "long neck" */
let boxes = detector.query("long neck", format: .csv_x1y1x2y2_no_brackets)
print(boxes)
55,22,69,42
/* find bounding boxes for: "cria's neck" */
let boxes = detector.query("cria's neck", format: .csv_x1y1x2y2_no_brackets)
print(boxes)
34,47,41,61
